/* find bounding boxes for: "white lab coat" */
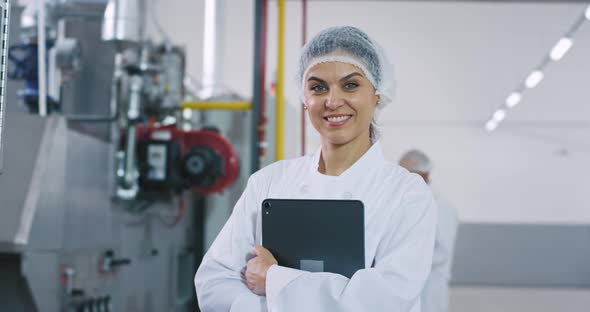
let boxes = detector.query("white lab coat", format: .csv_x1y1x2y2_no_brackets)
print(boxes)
421,192,459,312
195,141,437,312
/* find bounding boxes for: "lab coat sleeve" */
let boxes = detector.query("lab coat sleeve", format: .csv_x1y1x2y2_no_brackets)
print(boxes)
194,175,265,312
265,177,437,312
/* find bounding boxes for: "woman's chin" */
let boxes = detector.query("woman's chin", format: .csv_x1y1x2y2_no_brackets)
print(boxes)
321,132,355,146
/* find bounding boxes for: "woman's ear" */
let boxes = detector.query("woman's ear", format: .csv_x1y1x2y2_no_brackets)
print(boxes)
375,95,381,106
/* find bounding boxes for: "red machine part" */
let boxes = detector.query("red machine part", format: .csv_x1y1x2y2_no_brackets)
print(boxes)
135,125,239,195
182,129,239,195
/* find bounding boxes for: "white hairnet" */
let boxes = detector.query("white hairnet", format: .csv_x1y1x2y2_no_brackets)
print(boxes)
399,150,433,173
298,26,395,141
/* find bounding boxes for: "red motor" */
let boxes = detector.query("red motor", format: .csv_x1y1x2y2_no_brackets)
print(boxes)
134,124,239,195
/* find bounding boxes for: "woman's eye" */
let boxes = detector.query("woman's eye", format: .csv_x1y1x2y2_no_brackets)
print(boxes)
310,85,327,92
344,82,359,89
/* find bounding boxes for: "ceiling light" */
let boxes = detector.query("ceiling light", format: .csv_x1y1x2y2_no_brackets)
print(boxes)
506,92,522,108
525,70,544,89
493,109,506,122
550,37,573,61
485,120,497,132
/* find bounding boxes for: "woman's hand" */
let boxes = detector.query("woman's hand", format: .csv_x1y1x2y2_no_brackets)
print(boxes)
245,244,278,296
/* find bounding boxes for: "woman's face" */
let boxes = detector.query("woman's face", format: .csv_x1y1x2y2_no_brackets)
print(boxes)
303,61,379,146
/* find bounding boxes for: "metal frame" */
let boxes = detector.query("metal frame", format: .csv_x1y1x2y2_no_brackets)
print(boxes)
0,0,11,173
250,0,265,173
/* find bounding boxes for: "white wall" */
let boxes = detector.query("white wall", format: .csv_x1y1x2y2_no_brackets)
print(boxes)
147,0,590,224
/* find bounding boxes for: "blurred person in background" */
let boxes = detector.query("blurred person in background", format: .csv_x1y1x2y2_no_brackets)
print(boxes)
400,150,459,312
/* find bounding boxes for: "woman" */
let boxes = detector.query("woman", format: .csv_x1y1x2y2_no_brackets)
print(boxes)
195,26,437,312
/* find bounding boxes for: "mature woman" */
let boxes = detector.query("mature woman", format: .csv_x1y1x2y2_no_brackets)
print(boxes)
195,26,437,312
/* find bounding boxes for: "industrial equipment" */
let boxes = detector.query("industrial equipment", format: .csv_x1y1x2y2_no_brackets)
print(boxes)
0,1,245,311
7,0,61,113
132,125,239,197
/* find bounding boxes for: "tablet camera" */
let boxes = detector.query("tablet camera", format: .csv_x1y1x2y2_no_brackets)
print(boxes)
264,201,271,214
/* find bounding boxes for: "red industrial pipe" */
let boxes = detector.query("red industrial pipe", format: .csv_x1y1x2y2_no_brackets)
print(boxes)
300,0,307,156
259,0,268,158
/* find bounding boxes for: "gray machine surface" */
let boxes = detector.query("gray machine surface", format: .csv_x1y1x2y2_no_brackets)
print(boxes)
61,2,116,142
452,223,590,287
0,3,201,311
0,114,199,312
0,113,48,247
0,1,255,311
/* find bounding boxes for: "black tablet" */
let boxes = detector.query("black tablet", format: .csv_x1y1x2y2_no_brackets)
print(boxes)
262,198,365,279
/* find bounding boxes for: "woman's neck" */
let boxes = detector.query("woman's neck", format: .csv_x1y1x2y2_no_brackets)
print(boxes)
318,136,372,176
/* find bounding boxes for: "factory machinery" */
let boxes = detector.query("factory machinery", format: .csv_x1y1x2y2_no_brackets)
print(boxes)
0,0,264,311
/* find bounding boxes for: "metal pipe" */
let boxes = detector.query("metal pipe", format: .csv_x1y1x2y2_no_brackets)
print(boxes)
258,0,268,159
109,52,123,119
102,0,142,44
127,75,142,120
181,101,251,111
37,0,47,116
0,0,12,173
48,19,64,103
121,73,143,191
123,125,136,188
250,0,264,173
118,48,147,196
275,0,285,160
201,0,225,99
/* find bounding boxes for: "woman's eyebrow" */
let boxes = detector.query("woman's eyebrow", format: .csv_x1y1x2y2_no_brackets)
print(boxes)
340,72,363,82
307,72,363,84
307,76,326,84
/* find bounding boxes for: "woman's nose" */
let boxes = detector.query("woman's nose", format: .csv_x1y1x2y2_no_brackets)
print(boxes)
325,89,345,110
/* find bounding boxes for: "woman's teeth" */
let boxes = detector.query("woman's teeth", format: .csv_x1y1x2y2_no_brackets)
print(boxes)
326,115,351,122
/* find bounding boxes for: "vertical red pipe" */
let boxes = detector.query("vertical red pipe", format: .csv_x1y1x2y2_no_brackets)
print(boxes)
300,0,307,156
259,0,268,158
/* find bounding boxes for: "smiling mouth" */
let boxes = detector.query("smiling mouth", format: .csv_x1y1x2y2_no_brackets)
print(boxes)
323,115,353,122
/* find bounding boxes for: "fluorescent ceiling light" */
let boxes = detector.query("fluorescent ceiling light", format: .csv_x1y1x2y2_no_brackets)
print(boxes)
493,109,506,122
525,70,544,89
550,37,573,61
585,5,590,20
485,120,497,132
506,92,522,108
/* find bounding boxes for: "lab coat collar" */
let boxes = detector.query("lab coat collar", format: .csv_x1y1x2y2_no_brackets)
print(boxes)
311,140,386,178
